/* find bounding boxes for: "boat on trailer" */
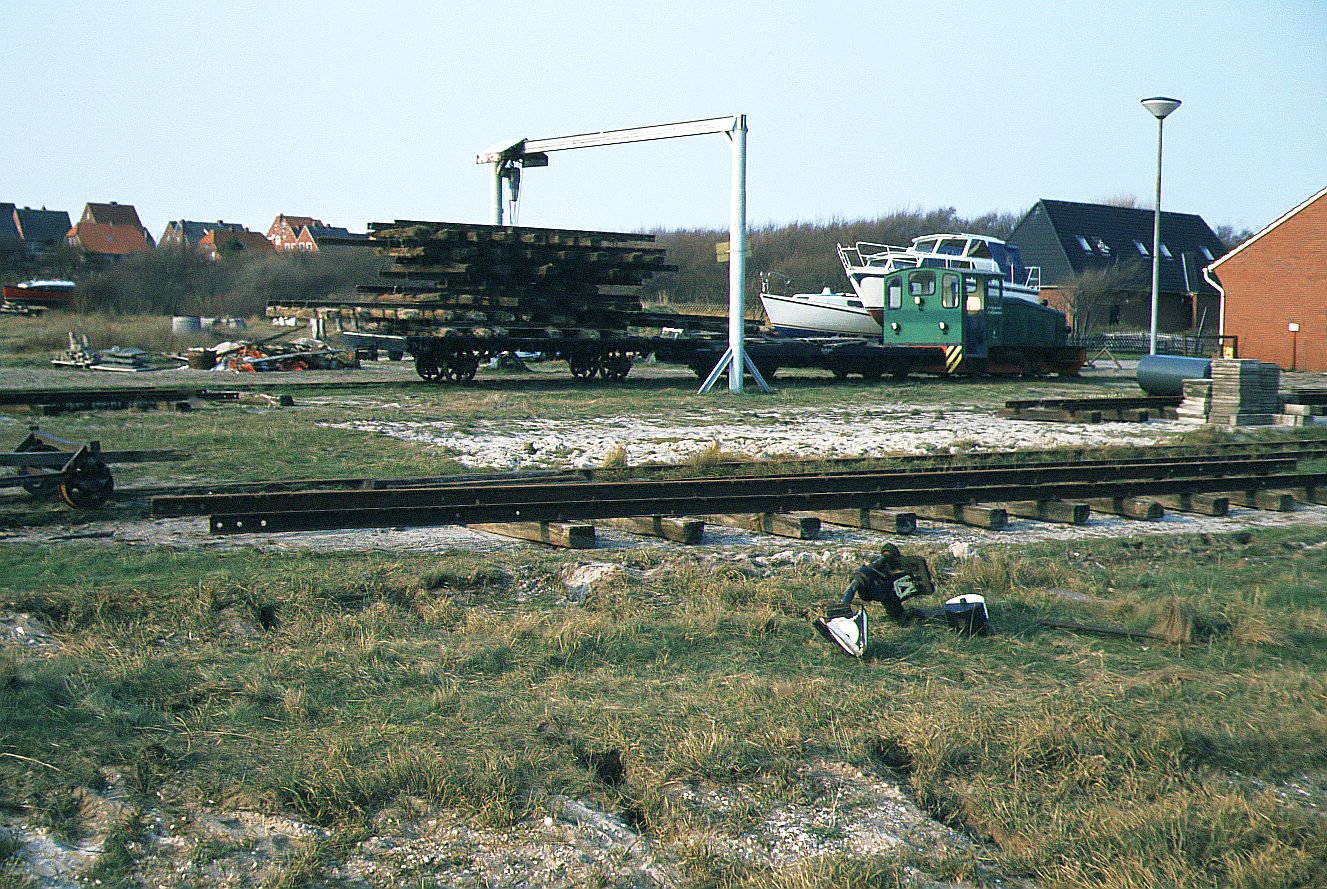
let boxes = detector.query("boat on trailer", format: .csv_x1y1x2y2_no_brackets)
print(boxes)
758,233,1041,338
839,233,1041,323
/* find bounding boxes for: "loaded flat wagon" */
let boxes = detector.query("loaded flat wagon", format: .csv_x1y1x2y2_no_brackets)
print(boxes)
270,220,1082,384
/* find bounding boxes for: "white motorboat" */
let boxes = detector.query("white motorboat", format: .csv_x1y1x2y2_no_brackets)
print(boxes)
759,286,882,338
838,233,1041,313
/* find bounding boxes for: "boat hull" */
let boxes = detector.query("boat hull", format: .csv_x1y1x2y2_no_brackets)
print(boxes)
3,284,76,306
760,292,882,338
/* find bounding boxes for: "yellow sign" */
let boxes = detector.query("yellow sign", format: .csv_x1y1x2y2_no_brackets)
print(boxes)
715,240,751,263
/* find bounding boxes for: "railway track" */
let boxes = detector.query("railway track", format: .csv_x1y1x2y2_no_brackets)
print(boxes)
140,447,1327,538
126,438,1327,505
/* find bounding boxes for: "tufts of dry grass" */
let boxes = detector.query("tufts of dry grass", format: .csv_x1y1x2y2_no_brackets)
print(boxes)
0,311,233,362
600,441,628,469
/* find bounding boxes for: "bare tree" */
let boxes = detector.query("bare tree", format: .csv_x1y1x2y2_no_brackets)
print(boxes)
1060,262,1144,335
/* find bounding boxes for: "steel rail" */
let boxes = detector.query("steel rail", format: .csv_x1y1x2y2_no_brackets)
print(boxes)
208,470,1327,535
166,457,1301,519
129,439,1327,508
141,451,1284,509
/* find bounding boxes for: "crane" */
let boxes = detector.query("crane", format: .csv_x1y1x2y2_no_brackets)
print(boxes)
477,116,769,394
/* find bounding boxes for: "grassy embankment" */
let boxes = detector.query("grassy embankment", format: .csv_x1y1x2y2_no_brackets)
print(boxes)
0,311,223,367
1,529,1325,888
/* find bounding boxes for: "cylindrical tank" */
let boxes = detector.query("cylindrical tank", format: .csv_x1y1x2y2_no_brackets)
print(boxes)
171,316,203,334
1136,354,1211,396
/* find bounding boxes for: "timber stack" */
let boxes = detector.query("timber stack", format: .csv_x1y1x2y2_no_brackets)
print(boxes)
267,220,688,340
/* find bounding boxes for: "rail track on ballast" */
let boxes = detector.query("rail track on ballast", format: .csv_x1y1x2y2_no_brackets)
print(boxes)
136,440,1327,540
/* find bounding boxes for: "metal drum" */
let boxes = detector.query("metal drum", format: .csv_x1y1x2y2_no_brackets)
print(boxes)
1136,354,1211,396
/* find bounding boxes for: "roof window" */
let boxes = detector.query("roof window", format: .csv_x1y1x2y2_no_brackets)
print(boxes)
1159,243,1173,258
1199,245,1214,261
1075,235,1092,252
1134,240,1149,256
1095,239,1111,256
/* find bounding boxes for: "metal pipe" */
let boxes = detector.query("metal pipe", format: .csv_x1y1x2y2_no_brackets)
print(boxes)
729,115,747,394
492,163,505,225
1149,115,1164,355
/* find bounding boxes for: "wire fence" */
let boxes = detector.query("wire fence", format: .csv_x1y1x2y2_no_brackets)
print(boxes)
1070,331,1230,358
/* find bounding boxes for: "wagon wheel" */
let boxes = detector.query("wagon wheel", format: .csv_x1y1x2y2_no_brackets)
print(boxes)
600,354,633,382
831,368,849,380
59,458,114,509
415,354,444,382
860,367,883,382
569,355,599,381
444,353,480,383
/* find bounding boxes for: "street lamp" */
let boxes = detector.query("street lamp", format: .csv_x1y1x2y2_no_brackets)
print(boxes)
1141,96,1181,355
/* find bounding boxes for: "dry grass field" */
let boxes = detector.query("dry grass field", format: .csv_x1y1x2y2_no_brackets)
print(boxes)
1,320,1325,888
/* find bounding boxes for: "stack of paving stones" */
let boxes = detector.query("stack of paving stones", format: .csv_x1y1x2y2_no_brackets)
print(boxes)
1206,359,1280,427
266,220,678,341
1175,378,1213,424
1278,386,1327,427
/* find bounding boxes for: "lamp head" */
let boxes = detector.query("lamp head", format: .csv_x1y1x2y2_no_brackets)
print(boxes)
1141,97,1182,120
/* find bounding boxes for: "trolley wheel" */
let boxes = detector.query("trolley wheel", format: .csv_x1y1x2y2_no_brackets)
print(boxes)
17,440,60,499
59,459,114,509
569,355,599,380
415,354,444,382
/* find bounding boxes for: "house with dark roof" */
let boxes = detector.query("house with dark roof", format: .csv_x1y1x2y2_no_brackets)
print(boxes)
13,207,74,254
198,228,275,261
1006,199,1226,333
1203,185,1327,372
159,220,246,250
293,224,372,254
0,203,20,247
266,214,324,251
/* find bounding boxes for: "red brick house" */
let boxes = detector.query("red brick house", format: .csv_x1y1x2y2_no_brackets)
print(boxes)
292,224,371,254
197,228,275,261
78,202,154,246
266,214,323,251
66,221,153,258
1204,185,1327,372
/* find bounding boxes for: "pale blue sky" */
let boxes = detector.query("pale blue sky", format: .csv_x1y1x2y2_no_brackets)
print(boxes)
3,1,1323,240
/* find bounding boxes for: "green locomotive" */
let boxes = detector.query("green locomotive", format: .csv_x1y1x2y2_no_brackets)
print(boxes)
873,267,1084,376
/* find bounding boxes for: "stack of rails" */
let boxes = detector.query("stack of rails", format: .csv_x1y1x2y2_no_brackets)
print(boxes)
267,220,708,339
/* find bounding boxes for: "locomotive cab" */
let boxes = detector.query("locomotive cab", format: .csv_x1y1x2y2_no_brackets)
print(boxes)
877,267,1082,375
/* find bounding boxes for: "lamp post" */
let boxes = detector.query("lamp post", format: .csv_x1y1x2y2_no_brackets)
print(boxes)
1141,96,1181,355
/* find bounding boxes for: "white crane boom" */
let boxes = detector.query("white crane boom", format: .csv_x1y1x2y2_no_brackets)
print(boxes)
475,115,766,395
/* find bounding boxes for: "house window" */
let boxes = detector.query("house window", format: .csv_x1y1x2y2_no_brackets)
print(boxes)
887,279,902,310
1076,235,1093,252
1134,240,1149,255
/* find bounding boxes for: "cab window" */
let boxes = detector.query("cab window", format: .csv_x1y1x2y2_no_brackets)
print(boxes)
908,271,936,298
941,273,960,309
887,279,902,309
